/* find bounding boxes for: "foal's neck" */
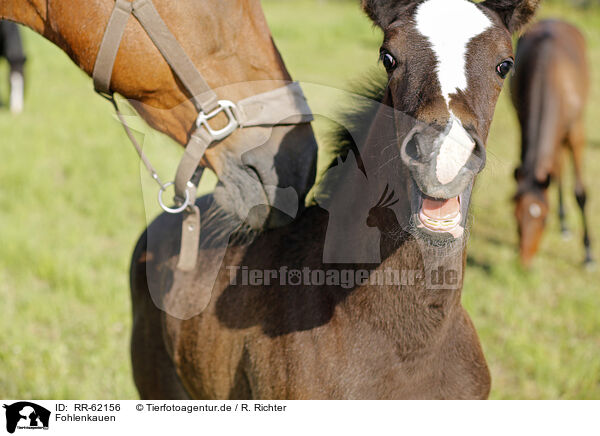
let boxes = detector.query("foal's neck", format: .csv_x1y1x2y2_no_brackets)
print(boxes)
1,0,292,144
323,91,467,342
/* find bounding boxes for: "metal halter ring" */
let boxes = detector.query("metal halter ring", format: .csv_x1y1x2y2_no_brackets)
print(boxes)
158,182,190,214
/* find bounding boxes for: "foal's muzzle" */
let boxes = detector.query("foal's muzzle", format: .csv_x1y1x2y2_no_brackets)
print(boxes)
399,118,485,199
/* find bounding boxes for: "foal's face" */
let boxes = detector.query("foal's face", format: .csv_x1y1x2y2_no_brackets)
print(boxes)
363,0,539,241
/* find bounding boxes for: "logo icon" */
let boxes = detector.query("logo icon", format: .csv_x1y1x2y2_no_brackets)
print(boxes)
3,402,50,434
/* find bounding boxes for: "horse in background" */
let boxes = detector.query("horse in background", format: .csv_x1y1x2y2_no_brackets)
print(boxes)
511,20,593,268
0,21,26,114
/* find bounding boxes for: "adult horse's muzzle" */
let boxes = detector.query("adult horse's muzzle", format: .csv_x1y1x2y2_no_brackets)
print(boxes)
212,123,318,230
399,117,486,240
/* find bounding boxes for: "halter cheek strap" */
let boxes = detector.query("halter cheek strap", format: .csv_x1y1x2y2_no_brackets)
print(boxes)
94,0,219,112
93,0,313,272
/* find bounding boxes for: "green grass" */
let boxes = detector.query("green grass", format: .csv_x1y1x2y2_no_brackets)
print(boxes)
0,0,599,399
463,4,600,399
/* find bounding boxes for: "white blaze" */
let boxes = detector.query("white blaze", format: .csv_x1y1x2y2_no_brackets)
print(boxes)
436,117,476,185
415,0,491,185
415,0,492,106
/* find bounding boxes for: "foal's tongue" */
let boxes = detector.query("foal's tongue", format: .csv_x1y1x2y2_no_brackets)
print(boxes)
421,197,460,220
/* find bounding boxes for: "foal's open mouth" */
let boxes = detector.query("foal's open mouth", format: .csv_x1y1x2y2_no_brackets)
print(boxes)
419,194,463,236
410,180,473,241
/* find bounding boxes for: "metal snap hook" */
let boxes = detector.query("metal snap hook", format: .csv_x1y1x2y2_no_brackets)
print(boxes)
158,182,190,214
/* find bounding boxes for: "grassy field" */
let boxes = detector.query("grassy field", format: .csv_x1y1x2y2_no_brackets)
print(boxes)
0,0,598,399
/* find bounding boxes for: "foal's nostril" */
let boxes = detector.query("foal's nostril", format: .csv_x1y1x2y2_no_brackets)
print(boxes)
405,135,420,160
400,126,421,166
400,125,434,165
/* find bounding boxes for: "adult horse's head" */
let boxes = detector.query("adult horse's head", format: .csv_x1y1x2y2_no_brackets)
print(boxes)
362,0,539,240
0,0,318,231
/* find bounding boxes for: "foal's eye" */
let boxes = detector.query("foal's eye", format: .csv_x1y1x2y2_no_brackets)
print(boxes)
496,59,514,79
380,50,397,72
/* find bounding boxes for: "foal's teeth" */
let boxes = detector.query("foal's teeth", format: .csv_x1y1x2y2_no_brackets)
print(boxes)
418,209,462,232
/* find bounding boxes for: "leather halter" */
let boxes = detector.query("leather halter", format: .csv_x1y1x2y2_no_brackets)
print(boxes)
92,0,313,271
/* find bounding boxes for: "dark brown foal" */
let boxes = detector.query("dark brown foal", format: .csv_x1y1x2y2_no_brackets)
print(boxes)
131,0,540,399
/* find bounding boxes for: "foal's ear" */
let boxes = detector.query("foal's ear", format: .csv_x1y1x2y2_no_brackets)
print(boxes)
482,0,541,33
361,0,407,29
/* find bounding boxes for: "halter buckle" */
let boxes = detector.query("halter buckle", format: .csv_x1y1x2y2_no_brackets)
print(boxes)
196,100,239,141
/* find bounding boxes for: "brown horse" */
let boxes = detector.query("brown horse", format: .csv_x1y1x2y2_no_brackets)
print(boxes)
130,0,539,399
511,20,593,267
0,0,318,229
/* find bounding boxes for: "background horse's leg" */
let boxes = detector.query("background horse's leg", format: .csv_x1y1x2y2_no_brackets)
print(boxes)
555,147,570,239
0,21,26,114
9,67,24,114
557,174,570,238
569,120,594,266
129,231,191,400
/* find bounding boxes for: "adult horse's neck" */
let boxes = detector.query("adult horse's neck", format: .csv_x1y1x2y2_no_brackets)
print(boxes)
1,0,291,145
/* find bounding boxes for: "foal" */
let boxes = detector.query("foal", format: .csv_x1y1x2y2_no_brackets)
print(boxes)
131,0,539,399
511,20,593,267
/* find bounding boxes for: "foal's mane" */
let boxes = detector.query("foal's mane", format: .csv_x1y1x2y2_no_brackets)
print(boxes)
308,70,389,205
324,71,388,170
